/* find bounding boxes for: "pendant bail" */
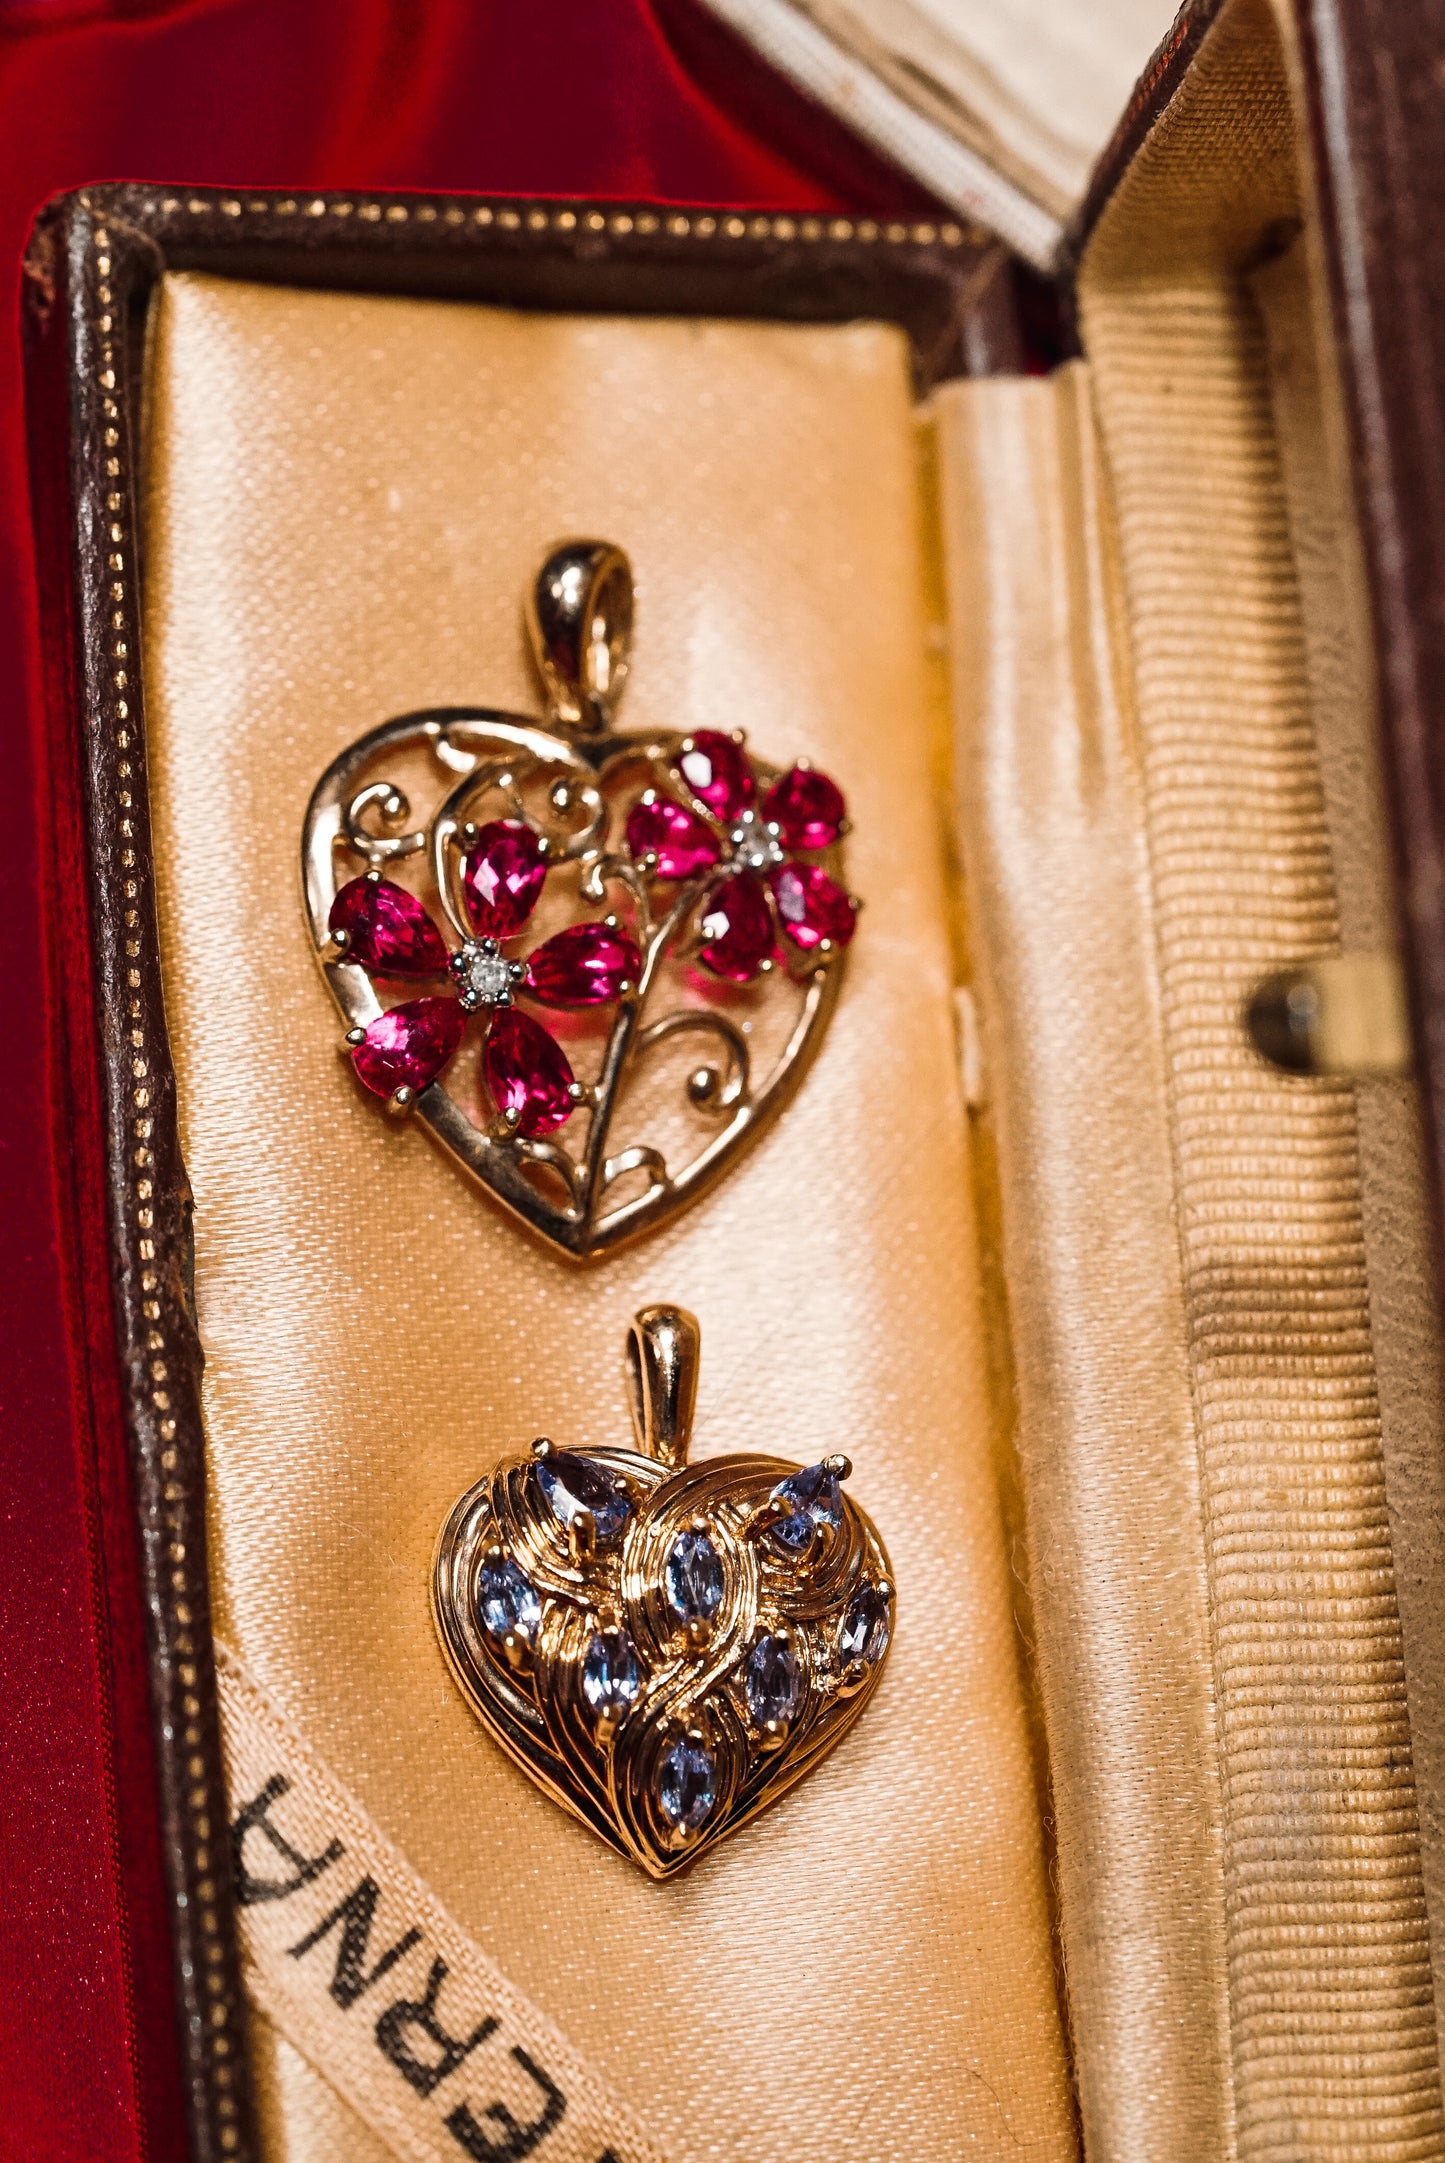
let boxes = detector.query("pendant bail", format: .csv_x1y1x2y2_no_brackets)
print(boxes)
626,1305,700,1469
527,539,634,734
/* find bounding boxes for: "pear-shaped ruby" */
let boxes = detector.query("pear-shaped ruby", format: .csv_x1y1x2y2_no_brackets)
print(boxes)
329,876,449,975
525,923,641,1006
351,998,466,1097
676,729,755,822
762,765,847,852
768,863,857,952
462,820,547,940
697,870,775,981
483,1008,576,1136
625,795,721,880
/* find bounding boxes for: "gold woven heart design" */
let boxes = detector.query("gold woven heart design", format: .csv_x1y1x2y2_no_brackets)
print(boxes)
431,1309,894,1879
301,543,858,1262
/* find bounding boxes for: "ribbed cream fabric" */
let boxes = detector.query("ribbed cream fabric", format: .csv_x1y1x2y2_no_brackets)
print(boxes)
934,361,1234,2161
1251,224,1445,2071
1077,0,1445,2152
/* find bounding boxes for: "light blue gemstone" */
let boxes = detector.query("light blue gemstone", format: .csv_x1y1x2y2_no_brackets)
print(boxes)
664,1530,724,1622
535,1451,633,1544
657,1736,716,1831
743,1633,802,1725
477,1556,542,1645
768,1462,843,1554
581,1627,642,1718
839,1583,891,1667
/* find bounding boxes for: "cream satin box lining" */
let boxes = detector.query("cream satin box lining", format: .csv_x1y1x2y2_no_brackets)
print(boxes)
145,285,1073,2162
137,5,1445,2162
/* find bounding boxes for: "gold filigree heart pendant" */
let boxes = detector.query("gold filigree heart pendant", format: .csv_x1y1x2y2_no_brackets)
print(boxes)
301,542,859,1262
431,1309,894,1879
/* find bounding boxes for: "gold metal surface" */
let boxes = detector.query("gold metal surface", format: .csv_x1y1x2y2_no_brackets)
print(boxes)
527,539,635,733
432,1309,894,1879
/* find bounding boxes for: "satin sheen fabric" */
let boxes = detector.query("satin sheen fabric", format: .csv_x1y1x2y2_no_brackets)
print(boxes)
0,8,931,2159
935,363,1234,2159
141,270,1076,2163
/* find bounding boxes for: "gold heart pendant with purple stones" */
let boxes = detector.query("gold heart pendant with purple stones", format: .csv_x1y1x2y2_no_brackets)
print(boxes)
431,1308,894,1878
302,542,859,1262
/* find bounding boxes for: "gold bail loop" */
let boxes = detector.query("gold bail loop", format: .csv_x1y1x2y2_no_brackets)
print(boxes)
527,539,634,733
625,1305,700,1470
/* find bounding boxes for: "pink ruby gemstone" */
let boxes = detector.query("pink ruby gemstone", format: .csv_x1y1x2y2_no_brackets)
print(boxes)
625,795,722,880
676,729,756,822
462,820,547,940
351,998,466,1098
484,1008,576,1136
762,765,847,852
769,863,857,952
329,876,449,976
525,922,642,1007
697,871,775,981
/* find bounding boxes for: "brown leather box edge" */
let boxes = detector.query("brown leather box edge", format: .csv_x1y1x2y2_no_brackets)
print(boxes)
1296,0,1445,1289
19,182,995,2163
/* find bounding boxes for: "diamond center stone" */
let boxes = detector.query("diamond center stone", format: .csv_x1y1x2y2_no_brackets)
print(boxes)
728,811,785,873
454,939,515,1008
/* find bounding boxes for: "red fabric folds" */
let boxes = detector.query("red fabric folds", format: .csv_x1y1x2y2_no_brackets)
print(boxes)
0,2,925,2156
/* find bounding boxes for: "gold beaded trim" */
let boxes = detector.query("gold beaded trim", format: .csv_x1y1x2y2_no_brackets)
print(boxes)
89,216,246,2158
142,189,981,251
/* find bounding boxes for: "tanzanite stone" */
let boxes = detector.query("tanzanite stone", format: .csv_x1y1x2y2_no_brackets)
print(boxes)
743,1633,803,1726
581,1627,642,1719
656,1736,717,1831
664,1529,724,1622
535,1451,632,1544
768,1462,844,1555
477,1555,542,1646
838,1583,891,1668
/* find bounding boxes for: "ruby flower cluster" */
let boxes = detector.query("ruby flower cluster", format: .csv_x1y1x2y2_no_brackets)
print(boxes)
330,818,639,1138
329,730,855,1140
624,729,857,981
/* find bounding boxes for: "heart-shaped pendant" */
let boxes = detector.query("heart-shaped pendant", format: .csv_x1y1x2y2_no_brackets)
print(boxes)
301,543,859,1261
431,1308,894,1878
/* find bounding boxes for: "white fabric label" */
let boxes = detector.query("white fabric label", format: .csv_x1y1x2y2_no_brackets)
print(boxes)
216,1646,668,2163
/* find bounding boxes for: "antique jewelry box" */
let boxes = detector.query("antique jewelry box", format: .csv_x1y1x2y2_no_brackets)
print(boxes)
24,0,1445,2157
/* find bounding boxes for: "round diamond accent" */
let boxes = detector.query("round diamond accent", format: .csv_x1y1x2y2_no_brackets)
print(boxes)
453,938,516,1009
664,1529,724,1623
656,1735,717,1832
728,809,786,874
